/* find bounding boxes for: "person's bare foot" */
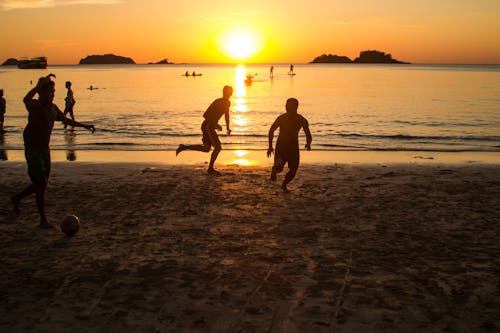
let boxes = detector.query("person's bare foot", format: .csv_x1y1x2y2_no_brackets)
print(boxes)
207,168,221,176
176,144,185,156
11,196,20,214
281,183,290,193
39,216,53,229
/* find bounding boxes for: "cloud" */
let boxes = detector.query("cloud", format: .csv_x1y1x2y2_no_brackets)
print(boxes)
0,0,122,10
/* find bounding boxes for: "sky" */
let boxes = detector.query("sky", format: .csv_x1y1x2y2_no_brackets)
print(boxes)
1,0,499,64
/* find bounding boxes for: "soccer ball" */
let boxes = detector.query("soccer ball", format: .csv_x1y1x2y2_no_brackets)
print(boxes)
61,214,80,236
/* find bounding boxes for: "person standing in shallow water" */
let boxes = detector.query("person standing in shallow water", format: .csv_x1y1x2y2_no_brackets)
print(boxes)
267,98,312,192
176,85,233,174
11,75,95,228
63,81,76,129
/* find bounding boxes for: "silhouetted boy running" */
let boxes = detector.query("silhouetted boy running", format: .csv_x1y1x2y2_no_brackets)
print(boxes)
267,98,312,192
176,85,233,174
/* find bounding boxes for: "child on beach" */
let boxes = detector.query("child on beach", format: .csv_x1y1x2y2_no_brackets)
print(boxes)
0,89,5,132
11,74,95,228
63,81,76,129
176,85,233,174
267,98,312,192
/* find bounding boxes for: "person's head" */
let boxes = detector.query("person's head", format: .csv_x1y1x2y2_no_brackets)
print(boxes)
37,77,55,104
0,89,3,97
65,81,72,89
286,98,299,114
222,85,233,99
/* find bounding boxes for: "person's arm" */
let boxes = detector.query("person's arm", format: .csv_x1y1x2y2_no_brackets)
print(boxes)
303,119,312,150
267,118,280,157
225,109,231,135
58,107,95,132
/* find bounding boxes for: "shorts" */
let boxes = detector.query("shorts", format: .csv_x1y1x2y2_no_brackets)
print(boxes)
274,140,300,170
201,120,221,148
25,149,51,188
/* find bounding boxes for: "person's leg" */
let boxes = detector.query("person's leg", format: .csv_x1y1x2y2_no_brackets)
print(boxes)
281,167,297,192
64,108,69,128
35,186,50,227
11,184,38,213
281,148,299,192
176,143,211,155
16,150,52,227
271,157,284,181
177,121,212,156
271,142,285,181
208,144,221,173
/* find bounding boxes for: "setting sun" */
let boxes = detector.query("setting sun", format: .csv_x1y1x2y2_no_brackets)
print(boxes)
219,28,262,62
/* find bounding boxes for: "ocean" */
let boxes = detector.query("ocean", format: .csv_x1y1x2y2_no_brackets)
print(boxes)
1,63,499,154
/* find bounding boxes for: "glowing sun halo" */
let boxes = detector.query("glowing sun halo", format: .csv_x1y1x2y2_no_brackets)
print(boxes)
220,29,261,61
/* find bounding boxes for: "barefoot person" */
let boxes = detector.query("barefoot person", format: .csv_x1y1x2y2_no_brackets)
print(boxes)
11,75,95,228
63,81,75,129
267,98,312,192
176,85,233,174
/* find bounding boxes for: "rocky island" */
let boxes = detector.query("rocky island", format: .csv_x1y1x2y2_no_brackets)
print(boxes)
1,58,19,66
148,58,174,65
311,50,409,64
79,54,135,65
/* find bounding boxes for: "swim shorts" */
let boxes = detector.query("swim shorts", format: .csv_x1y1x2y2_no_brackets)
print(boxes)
201,120,221,148
274,140,300,169
25,149,51,188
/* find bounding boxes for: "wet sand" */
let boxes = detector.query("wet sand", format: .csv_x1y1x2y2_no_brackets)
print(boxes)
0,161,499,332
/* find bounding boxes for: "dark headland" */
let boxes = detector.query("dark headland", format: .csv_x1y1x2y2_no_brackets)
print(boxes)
79,54,135,65
311,50,409,64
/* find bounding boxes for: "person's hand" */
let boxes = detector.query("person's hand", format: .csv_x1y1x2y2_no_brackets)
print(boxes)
86,125,96,133
305,143,311,151
215,124,222,131
267,147,274,158
226,128,231,135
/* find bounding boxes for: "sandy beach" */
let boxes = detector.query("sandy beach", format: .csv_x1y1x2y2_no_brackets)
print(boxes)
1,158,499,332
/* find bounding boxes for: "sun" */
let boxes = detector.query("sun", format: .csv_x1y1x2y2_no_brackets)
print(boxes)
219,28,262,62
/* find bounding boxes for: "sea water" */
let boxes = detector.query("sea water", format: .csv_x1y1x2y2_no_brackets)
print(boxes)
1,63,499,153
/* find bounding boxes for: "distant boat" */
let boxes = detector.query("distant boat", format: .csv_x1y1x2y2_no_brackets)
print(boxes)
183,72,202,77
17,57,47,69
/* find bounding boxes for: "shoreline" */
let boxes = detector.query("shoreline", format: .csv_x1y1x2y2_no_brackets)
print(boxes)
2,149,500,165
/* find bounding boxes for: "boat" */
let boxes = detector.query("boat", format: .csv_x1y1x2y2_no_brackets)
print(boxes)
17,57,47,69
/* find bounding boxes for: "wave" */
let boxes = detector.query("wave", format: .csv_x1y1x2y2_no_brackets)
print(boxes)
334,133,500,142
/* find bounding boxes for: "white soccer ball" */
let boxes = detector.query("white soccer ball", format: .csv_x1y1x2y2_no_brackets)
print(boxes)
61,214,80,236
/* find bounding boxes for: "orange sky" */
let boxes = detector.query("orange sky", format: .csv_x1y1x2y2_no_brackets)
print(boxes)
1,0,499,64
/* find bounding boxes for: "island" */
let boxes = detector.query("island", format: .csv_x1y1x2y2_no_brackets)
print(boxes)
311,50,409,64
148,58,174,65
2,58,19,66
79,54,135,65
309,54,352,63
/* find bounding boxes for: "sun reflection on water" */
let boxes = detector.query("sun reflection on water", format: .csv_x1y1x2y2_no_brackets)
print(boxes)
226,149,259,166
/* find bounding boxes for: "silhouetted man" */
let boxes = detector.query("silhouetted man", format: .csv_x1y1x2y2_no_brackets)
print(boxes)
11,75,95,228
267,98,312,192
176,85,233,174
